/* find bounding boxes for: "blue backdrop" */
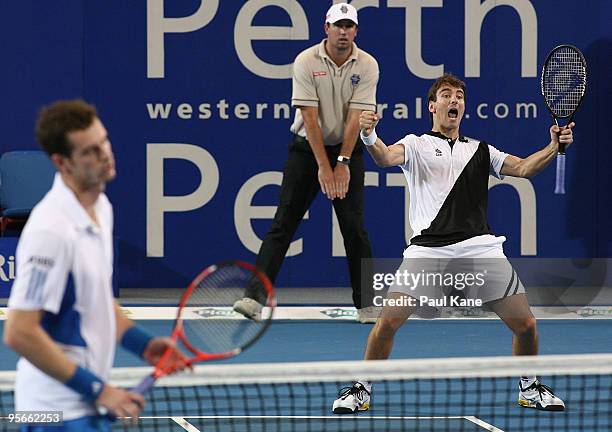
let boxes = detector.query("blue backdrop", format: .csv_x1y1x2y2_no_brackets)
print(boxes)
1,1,610,289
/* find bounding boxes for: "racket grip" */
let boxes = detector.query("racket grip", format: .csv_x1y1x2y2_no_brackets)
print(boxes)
554,153,566,195
131,374,157,395
99,375,156,423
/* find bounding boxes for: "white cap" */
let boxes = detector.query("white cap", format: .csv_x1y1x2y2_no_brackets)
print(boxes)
325,3,358,25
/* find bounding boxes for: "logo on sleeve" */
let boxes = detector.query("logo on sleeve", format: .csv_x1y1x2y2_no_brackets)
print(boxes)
351,74,361,87
28,256,55,267
91,381,103,396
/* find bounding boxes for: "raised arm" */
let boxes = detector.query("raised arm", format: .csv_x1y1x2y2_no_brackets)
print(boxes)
359,111,406,168
501,123,574,178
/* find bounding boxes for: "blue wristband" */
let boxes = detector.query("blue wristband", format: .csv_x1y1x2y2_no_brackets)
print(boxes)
121,326,153,358
65,366,104,401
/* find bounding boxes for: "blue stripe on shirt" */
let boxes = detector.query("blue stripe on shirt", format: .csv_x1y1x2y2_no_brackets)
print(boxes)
41,273,86,347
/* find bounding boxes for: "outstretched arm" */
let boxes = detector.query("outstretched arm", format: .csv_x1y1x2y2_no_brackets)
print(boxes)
501,123,574,178
359,111,406,168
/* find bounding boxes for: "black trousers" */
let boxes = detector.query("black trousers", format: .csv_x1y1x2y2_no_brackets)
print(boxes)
251,135,374,309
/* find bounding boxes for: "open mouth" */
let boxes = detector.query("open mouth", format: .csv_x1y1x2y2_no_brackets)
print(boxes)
448,108,459,119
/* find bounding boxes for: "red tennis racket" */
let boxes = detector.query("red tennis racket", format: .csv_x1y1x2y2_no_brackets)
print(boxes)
133,261,275,394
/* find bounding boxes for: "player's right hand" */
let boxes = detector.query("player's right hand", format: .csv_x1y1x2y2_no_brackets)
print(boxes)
97,384,145,424
143,337,191,372
318,165,336,200
359,111,379,136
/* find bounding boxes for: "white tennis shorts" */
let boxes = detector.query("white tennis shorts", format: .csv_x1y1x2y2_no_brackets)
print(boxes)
389,235,525,306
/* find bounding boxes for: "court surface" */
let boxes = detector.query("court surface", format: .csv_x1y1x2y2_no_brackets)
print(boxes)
1,303,610,431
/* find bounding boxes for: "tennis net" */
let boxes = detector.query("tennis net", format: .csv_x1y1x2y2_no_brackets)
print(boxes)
0,353,610,431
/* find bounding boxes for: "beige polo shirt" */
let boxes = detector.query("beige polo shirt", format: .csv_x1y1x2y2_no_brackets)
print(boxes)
290,39,379,146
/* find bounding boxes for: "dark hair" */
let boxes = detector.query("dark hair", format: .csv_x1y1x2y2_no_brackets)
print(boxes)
35,99,98,157
427,73,466,124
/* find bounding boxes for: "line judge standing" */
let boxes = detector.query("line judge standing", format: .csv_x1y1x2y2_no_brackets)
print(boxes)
233,3,380,323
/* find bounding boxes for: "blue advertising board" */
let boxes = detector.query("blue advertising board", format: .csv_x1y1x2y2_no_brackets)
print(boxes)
1,1,610,290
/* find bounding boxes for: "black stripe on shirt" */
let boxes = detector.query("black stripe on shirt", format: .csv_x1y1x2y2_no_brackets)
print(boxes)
411,141,493,247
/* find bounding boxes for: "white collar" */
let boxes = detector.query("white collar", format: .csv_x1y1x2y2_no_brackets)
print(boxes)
50,173,104,233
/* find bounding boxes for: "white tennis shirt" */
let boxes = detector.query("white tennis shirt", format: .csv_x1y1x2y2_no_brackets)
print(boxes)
396,131,509,247
8,173,116,420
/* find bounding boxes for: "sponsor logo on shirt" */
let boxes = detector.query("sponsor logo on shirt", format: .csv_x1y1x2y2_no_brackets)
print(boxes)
27,255,55,268
435,148,443,156
313,71,327,77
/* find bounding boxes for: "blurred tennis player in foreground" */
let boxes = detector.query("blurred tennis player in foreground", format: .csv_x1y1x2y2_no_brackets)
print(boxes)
333,74,574,414
4,100,185,431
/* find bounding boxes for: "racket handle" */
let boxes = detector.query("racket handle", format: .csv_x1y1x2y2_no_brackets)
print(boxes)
132,374,157,395
98,375,156,422
554,153,566,195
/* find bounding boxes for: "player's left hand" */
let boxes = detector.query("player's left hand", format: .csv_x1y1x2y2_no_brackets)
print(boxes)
143,337,190,371
550,122,575,150
333,163,350,199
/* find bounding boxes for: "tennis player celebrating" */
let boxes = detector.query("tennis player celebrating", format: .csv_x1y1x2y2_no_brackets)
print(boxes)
333,74,574,414
4,100,184,430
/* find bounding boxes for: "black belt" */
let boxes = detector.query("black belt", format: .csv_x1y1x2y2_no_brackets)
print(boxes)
292,134,342,147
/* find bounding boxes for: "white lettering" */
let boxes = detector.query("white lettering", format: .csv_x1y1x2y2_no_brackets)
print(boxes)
235,172,308,255
415,97,423,119
273,103,291,119
377,103,388,118
386,173,413,244
477,103,489,119
0,255,16,282
489,176,537,255
147,144,219,257
217,99,230,119
393,104,409,119
465,0,537,77
234,103,250,119
516,102,537,118
255,103,268,119
388,0,444,79
147,0,219,78
177,103,193,119
198,103,212,119
234,0,309,79
494,103,509,119
332,172,378,256
146,103,172,119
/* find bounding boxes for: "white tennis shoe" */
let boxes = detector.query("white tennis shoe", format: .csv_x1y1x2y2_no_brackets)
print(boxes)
518,379,565,411
332,383,371,414
232,297,263,320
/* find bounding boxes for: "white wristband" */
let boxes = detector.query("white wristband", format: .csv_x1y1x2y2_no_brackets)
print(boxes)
360,129,378,147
